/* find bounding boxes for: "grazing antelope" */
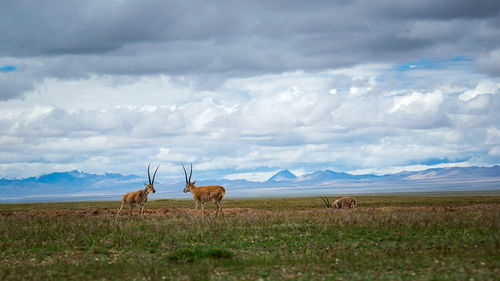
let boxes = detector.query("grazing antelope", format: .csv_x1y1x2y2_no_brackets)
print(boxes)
320,195,357,209
182,163,225,217
116,164,159,220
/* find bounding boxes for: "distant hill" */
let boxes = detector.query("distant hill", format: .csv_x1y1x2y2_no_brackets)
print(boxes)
264,166,500,183
1,166,499,202
26,170,141,187
298,170,377,182
267,170,297,182
401,166,500,181
0,170,144,202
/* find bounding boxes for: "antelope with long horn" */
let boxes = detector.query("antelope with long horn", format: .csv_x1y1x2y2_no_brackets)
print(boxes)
116,163,159,220
320,195,357,209
182,163,225,217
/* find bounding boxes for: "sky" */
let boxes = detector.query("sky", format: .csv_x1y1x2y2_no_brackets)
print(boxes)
0,0,499,181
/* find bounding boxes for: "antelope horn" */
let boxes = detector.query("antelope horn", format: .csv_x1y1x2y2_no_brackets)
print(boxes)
189,163,193,183
152,165,160,184
182,164,188,184
148,163,152,184
320,195,331,208
319,195,327,207
325,196,332,207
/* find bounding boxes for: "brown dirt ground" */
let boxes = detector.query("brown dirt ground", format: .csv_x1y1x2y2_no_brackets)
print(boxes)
1,204,498,218
0,207,275,218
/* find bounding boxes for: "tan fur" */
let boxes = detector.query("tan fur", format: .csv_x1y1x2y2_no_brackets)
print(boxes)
182,163,225,217
332,197,357,209
184,183,225,217
116,164,159,220
116,184,156,220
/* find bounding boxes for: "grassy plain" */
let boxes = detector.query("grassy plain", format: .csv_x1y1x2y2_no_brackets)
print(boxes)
1,192,499,280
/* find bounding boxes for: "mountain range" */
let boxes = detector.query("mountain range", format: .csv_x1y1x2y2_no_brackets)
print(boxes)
0,166,499,202
267,169,378,182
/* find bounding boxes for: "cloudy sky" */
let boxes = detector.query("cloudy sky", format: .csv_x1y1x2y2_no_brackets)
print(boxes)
1,0,499,181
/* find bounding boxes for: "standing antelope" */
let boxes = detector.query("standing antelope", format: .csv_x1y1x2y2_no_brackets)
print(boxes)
182,163,225,217
320,195,357,209
116,164,159,220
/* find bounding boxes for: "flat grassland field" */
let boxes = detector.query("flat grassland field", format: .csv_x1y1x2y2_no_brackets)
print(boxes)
1,193,499,280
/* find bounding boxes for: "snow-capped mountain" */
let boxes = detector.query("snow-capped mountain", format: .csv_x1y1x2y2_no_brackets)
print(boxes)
298,170,377,181
266,170,297,182
0,166,499,202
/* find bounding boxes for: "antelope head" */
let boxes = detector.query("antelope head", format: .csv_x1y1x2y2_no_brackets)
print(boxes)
144,163,159,193
182,163,196,193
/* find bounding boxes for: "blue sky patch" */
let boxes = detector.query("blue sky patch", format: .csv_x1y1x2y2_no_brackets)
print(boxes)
395,56,472,71
405,157,470,167
0,65,16,72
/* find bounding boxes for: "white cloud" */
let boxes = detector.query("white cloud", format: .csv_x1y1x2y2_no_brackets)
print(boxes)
0,62,499,179
489,147,500,156
485,127,500,145
459,80,499,101
224,171,276,182
349,162,472,176
389,90,444,113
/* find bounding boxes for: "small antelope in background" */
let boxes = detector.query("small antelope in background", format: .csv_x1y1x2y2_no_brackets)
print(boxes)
182,163,225,217
116,164,159,220
320,195,357,209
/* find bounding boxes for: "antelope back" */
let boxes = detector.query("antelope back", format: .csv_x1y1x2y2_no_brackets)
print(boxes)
334,197,357,209
193,185,225,201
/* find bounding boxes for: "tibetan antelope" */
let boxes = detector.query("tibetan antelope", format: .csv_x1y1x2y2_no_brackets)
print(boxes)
182,163,225,217
320,195,357,209
116,164,159,220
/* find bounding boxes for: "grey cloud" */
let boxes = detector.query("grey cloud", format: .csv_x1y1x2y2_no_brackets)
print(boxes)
0,72,36,100
0,0,499,99
476,49,500,76
3,1,499,57
1,1,499,178
0,59,46,99
0,1,178,56
366,0,500,20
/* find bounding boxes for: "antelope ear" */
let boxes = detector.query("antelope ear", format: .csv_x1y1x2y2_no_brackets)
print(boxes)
144,183,147,186
192,181,196,185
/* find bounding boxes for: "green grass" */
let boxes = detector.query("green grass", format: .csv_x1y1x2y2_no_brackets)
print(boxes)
2,190,500,211
1,193,499,280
